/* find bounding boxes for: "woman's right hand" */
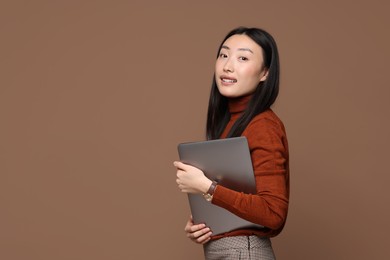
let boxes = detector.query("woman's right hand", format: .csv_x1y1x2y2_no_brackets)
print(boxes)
184,216,212,244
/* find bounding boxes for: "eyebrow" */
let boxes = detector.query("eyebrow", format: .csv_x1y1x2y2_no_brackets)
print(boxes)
221,45,254,54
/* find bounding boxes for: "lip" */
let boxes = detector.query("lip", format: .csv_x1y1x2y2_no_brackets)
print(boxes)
219,75,237,85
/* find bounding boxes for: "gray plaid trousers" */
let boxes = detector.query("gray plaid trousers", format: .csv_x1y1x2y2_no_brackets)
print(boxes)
203,235,276,260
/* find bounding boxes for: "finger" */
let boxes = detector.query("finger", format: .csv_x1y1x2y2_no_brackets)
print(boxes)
195,231,212,244
187,225,210,239
191,227,211,239
173,161,190,171
176,175,186,189
184,220,204,232
188,223,206,233
201,237,212,245
184,216,194,231
176,169,186,178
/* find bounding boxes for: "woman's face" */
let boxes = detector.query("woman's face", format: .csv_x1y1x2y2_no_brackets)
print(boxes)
215,34,268,98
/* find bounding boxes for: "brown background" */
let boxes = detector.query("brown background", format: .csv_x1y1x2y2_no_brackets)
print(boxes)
1,0,389,259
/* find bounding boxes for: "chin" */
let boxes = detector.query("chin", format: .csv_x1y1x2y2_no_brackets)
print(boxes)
217,87,238,98
220,91,242,99
224,94,239,98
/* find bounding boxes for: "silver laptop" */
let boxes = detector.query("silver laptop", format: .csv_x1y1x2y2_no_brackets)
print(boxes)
178,136,264,235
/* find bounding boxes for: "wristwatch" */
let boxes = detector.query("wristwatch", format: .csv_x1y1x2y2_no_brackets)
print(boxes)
203,181,218,202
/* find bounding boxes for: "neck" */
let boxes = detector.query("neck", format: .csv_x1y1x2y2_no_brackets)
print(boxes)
228,94,253,114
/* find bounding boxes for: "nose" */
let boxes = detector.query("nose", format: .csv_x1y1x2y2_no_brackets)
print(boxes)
223,58,234,73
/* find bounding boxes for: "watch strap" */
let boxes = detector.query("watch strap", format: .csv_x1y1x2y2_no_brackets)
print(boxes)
202,181,218,202
207,181,218,195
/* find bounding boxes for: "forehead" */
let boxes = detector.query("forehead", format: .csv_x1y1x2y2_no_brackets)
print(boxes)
221,34,263,54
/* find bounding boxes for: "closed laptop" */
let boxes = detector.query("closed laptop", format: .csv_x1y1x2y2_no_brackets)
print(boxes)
178,136,264,235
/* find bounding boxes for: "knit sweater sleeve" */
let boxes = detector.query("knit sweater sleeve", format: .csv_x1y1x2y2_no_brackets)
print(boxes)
211,114,289,231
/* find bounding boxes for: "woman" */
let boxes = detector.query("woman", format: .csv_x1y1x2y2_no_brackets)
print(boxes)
174,27,289,259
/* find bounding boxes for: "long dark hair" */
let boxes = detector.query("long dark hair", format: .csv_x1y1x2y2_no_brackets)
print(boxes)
206,27,280,140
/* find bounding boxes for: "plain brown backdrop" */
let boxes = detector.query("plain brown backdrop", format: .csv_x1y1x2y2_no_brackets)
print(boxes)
1,0,389,259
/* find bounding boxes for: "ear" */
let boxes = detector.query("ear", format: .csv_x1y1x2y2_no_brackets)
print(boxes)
259,69,269,82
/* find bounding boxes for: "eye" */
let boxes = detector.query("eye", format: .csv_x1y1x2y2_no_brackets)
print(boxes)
218,53,228,58
238,56,248,61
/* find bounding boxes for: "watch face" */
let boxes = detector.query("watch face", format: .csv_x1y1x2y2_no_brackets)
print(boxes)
203,193,213,202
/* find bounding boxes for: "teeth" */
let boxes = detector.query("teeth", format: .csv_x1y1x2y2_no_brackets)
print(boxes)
222,78,236,83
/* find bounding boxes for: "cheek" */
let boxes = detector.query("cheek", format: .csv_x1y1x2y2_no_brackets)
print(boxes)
245,65,262,77
240,67,261,84
240,72,262,93
215,60,223,73
214,64,220,81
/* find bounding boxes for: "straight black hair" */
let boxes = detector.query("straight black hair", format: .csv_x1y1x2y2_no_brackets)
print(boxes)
206,27,280,140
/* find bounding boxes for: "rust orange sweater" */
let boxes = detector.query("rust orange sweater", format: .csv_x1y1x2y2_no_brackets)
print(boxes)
211,95,289,239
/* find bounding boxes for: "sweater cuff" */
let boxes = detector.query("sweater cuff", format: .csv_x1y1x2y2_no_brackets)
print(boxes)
211,184,238,208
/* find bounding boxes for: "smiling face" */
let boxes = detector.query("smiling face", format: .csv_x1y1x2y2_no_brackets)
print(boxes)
215,34,268,98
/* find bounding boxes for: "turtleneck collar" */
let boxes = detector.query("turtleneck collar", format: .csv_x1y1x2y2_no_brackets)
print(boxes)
227,94,253,114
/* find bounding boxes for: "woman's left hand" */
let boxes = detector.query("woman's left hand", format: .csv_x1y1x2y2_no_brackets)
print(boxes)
174,161,212,194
